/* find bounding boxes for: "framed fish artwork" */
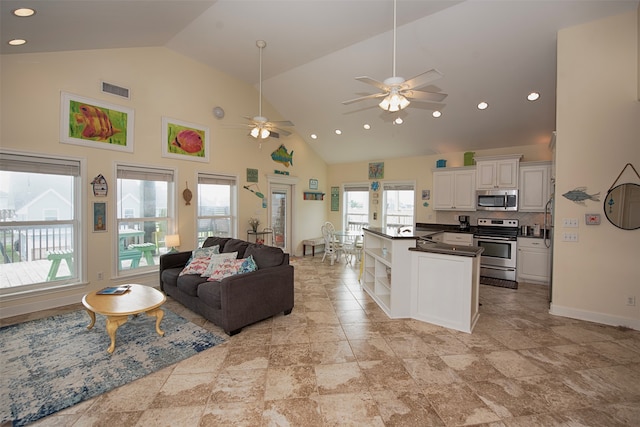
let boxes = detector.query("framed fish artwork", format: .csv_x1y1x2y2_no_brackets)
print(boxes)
60,92,134,152
161,117,210,163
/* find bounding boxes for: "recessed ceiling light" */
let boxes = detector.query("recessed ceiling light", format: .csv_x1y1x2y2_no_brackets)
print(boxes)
310,134,317,139
12,8,35,17
432,111,442,118
477,101,489,110
527,92,540,101
363,124,371,130
335,129,342,135
8,39,27,46
394,117,403,125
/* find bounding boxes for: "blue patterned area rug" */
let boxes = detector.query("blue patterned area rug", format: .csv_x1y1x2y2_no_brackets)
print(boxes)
0,308,225,426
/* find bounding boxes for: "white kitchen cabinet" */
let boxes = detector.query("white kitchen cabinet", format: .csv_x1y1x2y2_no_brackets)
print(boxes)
442,232,474,246
519,162,551,212
475,155,521,189
517,237,550,284
433,168,476,211
362,229,416,318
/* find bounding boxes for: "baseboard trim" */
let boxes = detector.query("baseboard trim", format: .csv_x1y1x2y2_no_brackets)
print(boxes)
550,303,639,331
0,292,84,319
1,274,159,319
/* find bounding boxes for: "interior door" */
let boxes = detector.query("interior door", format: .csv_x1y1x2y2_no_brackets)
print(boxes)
269,184,292,253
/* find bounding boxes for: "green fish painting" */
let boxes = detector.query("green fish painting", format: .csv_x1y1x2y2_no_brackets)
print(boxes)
271,144,294,167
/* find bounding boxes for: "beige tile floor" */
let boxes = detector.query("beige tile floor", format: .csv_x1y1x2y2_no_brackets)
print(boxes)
4,255,640,426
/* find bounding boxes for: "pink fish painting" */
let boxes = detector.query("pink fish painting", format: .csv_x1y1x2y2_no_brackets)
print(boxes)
172,129,203,153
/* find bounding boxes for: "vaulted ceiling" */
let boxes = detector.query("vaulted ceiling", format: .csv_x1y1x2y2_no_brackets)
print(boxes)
2,0,637,164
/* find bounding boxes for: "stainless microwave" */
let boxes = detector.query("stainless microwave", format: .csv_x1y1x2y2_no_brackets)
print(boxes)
476,189,518,211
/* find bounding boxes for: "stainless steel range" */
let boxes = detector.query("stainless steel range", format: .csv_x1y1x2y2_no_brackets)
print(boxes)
474,218,519,282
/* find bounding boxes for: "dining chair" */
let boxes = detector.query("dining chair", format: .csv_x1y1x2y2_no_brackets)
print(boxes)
321,224,342,265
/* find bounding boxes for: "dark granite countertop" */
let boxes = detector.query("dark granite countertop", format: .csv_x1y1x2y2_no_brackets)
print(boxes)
409,241,484,258
362,226,420,239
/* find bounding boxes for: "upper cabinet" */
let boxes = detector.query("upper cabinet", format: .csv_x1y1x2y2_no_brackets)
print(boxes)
433,168,476,211
475,155,522,189
519,162,552,212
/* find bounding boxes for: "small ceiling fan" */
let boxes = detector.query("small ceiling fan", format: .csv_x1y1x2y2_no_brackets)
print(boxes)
242,40,294,139
342,0,447,112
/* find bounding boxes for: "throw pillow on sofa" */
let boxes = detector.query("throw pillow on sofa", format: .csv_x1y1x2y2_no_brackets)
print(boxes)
182,245,220,268
207,255,258,282
200,251,238,277
179,246,226,276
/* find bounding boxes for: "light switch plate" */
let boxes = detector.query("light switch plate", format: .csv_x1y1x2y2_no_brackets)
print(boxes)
585,214,600,225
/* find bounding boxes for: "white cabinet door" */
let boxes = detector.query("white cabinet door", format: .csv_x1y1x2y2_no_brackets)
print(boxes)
517,238,550,283
453,170,476,210
476,161,498,189
433,169,476,211
476,159,519,189
433,171,455,210
519,164,551,212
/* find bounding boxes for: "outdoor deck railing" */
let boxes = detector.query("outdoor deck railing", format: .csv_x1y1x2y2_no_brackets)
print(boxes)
0,223,73,263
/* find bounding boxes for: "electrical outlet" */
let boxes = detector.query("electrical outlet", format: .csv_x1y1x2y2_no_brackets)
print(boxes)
627,296,636,306
97,272,103,280
562,232,579,242
563,218,579,227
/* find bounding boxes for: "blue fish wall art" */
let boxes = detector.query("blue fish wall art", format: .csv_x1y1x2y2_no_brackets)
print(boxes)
562,187,600,205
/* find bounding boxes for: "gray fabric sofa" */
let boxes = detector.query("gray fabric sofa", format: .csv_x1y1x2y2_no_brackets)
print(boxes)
159,237,294,335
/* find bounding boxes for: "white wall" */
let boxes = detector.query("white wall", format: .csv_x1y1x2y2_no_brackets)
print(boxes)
0,47,327,316
553,10,640,329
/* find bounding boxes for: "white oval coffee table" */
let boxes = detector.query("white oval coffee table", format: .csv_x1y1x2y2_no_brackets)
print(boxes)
82,284,166,353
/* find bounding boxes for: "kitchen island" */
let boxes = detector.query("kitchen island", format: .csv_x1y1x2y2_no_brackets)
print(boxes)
409,240,483,333
361,227,419,318
362,227,483,333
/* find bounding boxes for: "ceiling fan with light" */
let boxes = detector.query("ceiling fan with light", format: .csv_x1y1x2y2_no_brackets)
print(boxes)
342,0,448,112
240,40,294,139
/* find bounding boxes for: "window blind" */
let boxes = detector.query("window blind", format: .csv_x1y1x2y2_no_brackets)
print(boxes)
117,165,174,182
0,152,80,176
198,173,237,186
383,182,414,191
343,183,369,192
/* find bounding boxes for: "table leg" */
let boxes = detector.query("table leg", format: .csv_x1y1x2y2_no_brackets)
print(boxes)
85,309,96,330
105,315,128,353
146,307,165,336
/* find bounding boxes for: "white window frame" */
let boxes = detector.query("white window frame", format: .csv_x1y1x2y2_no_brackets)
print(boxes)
0,150,86,297
115,163,176,277
196,172,238,245
382,181,416,229
343,182,370,230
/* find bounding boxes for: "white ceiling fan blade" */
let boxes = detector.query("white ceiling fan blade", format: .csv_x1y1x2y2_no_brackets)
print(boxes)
403,69,444,90
268,120,294,127
342,92,387,105
355,76,389,91
270,126,292,137
405,89,448,102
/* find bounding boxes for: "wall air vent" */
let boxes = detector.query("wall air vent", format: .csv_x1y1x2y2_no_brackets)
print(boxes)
101,81,130,99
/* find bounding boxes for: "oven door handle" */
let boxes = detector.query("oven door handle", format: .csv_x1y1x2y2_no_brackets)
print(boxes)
481,265,516,272
475,235,513,241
